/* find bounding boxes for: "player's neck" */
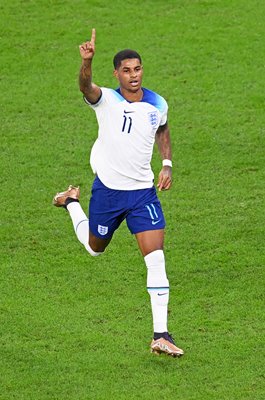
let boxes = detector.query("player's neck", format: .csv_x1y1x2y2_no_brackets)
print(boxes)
120,88,143,102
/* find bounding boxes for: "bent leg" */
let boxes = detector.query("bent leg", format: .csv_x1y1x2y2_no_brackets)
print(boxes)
67,201,111,256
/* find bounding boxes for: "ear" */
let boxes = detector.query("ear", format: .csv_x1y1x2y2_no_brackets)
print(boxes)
113,69,118,79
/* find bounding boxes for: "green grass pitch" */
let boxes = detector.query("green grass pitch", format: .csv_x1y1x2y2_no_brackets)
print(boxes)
1,0,264,399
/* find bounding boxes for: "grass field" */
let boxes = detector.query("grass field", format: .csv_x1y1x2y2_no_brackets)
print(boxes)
1,0,264,399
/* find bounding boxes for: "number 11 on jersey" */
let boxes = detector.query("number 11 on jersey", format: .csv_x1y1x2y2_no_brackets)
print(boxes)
122,114,132,134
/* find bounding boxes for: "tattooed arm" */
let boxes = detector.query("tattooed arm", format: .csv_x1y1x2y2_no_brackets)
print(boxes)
79,28,101,103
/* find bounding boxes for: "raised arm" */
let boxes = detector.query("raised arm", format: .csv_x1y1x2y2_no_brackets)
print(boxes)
79,28,102,104
155,122,172,191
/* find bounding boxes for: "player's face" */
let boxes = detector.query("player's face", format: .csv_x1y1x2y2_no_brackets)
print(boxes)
114,59,143,92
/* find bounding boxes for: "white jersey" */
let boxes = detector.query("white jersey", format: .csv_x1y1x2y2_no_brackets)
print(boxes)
85,87,168,190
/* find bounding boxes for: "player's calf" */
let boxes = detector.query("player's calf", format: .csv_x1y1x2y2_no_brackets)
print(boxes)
53,185,103,257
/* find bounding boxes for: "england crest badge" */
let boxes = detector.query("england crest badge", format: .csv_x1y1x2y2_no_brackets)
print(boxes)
148,111,159,127
98,225,109,236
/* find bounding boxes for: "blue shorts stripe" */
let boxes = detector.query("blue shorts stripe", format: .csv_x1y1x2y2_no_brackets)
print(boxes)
151,203,159,219
145,204,155,220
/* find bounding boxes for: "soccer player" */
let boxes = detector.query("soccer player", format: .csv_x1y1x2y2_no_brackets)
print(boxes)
53,29,184,357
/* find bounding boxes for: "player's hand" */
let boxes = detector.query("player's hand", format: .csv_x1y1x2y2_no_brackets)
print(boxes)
79,28,96,60
157,166,172,191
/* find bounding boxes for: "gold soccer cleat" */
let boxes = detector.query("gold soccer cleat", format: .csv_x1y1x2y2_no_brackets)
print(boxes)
53,185,80,207
151,333,184,358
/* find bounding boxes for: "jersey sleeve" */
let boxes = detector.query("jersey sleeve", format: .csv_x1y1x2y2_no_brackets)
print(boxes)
156,95,168,126
160,100,168,126
83,90,104,108
83,88,123,109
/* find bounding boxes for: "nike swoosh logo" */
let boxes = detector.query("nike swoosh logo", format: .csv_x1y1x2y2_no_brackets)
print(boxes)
152,220,161,225
124,110,135,114
158,293,168,296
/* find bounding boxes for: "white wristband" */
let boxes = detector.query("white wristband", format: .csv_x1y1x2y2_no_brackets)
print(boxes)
162,159,172,168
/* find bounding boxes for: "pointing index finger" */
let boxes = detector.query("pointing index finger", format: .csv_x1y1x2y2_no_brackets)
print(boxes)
91,28,96,45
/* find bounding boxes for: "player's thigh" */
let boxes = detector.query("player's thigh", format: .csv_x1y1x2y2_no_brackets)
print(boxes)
135,229,164,257
126,187,166,234
88,179,126,250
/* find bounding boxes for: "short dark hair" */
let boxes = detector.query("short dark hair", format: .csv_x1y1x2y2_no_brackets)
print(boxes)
113,49,142,69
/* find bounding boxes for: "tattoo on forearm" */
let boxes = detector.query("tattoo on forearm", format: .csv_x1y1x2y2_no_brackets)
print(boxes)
79,65,92,91
156,125,172,160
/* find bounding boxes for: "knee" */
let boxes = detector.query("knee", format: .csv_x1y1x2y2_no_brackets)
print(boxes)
144,250,169,288
84,242,103,257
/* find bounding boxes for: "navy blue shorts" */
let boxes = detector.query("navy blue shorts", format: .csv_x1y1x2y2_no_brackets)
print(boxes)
89,176,166,239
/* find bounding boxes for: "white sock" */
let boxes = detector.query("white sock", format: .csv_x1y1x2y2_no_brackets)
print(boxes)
66,201,102,256
144,250,169,333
